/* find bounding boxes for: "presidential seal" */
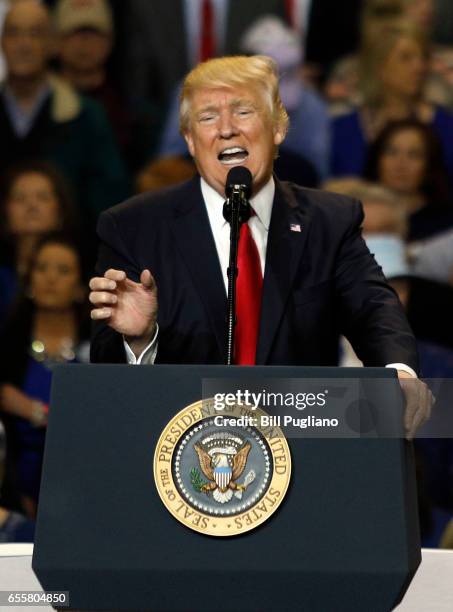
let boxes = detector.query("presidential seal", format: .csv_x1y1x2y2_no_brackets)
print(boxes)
154,398,291,536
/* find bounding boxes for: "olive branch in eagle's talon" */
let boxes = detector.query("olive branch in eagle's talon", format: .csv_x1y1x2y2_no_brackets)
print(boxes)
190,467,208,492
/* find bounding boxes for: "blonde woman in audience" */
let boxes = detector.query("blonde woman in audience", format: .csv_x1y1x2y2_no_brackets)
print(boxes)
327,0,453,109
327,0,404,109
330,20,453,178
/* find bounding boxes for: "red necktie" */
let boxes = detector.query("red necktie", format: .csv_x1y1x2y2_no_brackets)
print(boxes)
285,0,297,29
234,215,263,365
200,0,215,62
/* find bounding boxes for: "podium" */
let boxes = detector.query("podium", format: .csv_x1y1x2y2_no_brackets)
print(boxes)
33,365,420,611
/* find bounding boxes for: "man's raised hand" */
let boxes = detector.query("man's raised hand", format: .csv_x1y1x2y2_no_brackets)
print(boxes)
89,269,158,348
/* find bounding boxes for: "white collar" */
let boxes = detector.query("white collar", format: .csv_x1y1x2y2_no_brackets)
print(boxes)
200,176,275,230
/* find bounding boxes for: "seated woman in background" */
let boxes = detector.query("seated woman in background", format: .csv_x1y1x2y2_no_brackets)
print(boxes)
330,20,453,181
0,233,90,518
364,118,453,241
326,0,453,111
0,161,78,326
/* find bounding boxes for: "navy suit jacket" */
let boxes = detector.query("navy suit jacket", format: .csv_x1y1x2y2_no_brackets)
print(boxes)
90,176,418,371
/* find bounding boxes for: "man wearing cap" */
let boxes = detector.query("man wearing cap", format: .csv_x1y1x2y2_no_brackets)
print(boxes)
54,0,133,160
89,55,433,438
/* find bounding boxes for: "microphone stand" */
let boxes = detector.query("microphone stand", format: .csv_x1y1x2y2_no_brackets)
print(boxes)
223,186,251,365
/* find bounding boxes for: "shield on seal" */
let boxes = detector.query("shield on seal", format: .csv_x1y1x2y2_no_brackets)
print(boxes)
213,455,232,489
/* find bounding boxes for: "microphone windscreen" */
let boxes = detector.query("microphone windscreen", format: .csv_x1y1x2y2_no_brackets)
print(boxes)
226,166,252,198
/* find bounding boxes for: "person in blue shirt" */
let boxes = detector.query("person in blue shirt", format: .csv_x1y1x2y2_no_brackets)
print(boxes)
0,233,90,517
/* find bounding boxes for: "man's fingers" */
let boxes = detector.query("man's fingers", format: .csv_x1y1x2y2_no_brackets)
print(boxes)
140,269,155,290
401,379,421,432
403,380,434,439
104,269,127,282
403,385,418,430
89,270,124,293
422,387,432,423
90,308,113,320
89,291,118,305
406,402,429,440
89,277,116,291
406,406,426,440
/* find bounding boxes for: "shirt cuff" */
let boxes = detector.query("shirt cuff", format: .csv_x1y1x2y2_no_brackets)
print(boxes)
123,325,159,365
385,363,418,378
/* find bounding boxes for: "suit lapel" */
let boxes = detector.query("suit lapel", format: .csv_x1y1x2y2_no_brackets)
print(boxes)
256,179,312,364
171,177,227,357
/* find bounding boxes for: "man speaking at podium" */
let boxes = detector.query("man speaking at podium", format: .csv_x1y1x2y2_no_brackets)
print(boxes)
89,55,432,438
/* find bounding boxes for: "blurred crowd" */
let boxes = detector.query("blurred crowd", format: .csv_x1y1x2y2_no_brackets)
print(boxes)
1,0,453,548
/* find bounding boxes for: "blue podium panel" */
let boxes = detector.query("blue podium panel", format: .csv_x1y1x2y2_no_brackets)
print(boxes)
33,365,420,612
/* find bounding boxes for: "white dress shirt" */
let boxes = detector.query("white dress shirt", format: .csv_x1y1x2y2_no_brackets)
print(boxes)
124,177,416,377
202,175,273,288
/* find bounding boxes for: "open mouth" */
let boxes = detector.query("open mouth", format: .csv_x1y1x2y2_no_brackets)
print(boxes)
218,147,249,165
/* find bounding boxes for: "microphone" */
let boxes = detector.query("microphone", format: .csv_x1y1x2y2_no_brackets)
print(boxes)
225,166,252,199
223,166,252,224
222,166,253,364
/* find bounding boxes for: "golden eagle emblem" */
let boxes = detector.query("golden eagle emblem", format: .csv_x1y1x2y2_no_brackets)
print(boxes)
193,432,256,503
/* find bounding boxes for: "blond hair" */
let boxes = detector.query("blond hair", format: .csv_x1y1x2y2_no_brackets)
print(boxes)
358,19,429,106
179,55,289,136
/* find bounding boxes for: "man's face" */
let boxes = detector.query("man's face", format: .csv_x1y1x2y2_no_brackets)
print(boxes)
1,1,53,79
183,86,284,197
60,28,112,74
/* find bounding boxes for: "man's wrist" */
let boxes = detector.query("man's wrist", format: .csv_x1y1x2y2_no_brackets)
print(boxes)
386,363,418,378
124,324,157,359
